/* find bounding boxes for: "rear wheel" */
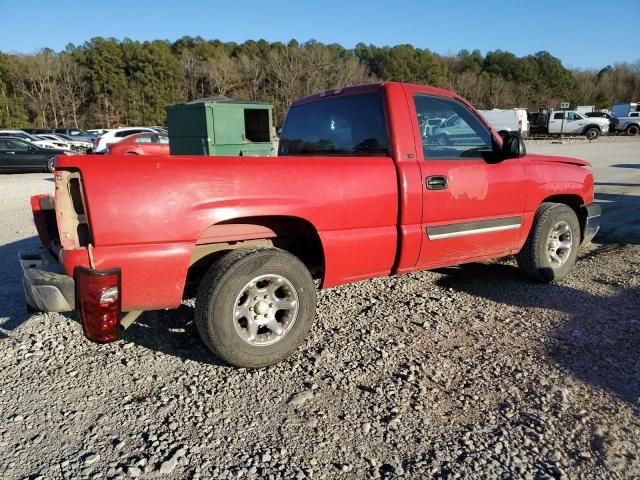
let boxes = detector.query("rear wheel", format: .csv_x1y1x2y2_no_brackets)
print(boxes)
195,248,316,368
517,202,580,282
626,124,640,136
584,127,600,140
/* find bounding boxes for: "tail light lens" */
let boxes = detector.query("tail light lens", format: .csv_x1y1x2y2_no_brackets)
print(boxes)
76,267,121,343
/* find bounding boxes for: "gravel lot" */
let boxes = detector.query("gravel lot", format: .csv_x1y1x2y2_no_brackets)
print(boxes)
1,139,639,479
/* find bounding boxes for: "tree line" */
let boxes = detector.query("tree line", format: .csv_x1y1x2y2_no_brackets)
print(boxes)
1,37,639,129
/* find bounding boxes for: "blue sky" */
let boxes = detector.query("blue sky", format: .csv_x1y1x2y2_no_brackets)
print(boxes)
1,0,638,69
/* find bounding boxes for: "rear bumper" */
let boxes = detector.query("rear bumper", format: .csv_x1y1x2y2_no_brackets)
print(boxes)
19,248,75,312
582,203,601,245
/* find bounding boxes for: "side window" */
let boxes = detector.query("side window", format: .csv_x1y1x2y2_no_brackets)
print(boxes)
553,112,564,120
115,130,136,138
54,129,65,134
414,95,493,159
6,139,30,151
0,139,6,149
567,112,580,121
135,134,154,144
69,129,81,136
157,135,169,144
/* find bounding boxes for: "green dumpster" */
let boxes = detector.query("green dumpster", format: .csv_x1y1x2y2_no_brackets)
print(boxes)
166,96,275,156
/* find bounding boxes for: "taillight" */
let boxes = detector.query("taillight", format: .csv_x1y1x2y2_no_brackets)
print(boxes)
76,267,121,343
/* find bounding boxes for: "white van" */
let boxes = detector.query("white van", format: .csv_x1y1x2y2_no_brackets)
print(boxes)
478,109,529,137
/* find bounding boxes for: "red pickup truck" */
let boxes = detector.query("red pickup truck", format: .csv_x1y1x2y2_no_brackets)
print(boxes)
20,82,600,367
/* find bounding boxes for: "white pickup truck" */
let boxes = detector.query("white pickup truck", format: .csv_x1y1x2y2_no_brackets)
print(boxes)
530,110,609,139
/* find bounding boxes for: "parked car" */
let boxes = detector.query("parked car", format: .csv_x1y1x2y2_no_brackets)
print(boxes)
22,128,54,135
87,129,111,136
35,134,73,151
0,130,59,149
0,137,68,173
529,110,609,139
616,112,640,136
105,132,170,155
21,81,600,368
584,111,616,132
51,128,95,143
479,109,529,137
37,134,93,153
54,134,93,153
93,127,158,153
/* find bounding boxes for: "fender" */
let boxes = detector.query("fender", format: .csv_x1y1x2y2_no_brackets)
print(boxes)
582,124,602,134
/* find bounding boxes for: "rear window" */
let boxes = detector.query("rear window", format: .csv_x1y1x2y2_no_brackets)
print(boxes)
279,93,388,156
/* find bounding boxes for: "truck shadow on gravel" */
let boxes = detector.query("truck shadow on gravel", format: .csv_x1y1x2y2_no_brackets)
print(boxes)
0,236,41,339
594,186,640,245
435,261,640,407
123,306,229,367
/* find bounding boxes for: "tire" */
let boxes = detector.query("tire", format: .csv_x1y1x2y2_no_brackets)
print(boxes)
584,127,600,140
626,124,640,136
433,134,450,146
46,157,55,173
516,202,580,283
195,248,316,368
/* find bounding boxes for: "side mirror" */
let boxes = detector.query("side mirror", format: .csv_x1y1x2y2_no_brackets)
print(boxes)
497,131,526,160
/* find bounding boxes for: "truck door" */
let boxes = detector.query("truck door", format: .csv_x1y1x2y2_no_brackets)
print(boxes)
548,111,565,133
409,93,527,268
565,112,587,133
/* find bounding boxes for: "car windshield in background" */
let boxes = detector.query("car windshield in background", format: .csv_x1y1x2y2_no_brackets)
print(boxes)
414,95,493,159
279,93,388,156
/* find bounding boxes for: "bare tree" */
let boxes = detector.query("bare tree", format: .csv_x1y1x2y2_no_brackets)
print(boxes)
238,55,265,101
204,55,241,97
57,53,86,127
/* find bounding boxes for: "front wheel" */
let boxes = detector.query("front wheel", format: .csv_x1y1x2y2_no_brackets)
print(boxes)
433,134,450,146
584,127,600,140
195,248,316,368
517,203,580,282
46,157,55,173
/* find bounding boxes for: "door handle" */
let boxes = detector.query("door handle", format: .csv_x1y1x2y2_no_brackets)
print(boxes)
7,151,15,154
426,176,448,190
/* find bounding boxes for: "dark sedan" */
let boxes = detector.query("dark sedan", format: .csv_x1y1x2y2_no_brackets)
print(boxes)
0,137,67,173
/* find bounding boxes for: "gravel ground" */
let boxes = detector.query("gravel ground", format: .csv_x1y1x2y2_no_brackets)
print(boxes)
1,139,639,479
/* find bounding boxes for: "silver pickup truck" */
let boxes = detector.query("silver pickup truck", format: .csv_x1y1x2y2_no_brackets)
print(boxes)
612,103,640,136
616,112,640,136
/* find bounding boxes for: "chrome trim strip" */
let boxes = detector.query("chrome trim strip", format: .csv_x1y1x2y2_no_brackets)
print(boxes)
427,216,523,240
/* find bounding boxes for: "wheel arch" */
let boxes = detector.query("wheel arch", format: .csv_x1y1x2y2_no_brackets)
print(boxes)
582,124,602,134
625,123,640,133
186,216,325,296
541,194,589,241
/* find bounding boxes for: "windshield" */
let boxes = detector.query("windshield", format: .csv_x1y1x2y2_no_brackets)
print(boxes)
279,93,388,156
